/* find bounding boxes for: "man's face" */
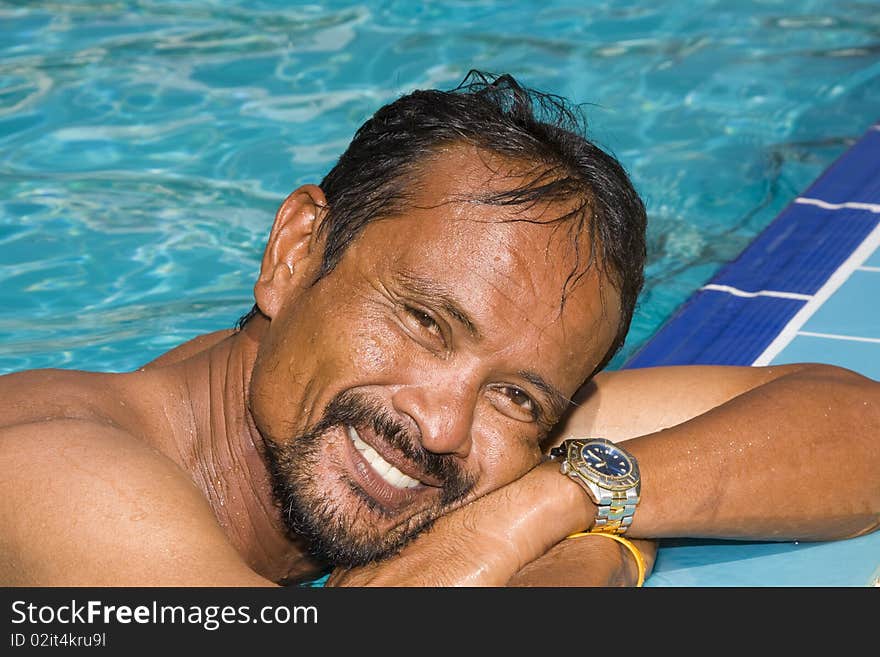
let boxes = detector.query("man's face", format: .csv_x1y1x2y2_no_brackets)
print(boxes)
249,146,621,567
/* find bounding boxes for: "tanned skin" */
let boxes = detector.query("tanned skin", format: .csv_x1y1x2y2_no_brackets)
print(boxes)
1,146,877,587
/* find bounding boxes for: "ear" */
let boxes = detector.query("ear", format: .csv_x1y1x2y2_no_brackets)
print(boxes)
254,184,327,319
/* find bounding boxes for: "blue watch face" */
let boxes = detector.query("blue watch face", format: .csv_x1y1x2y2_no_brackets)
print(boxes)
580,442,631,477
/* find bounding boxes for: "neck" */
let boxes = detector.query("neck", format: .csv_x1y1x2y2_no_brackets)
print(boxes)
167,318,323,584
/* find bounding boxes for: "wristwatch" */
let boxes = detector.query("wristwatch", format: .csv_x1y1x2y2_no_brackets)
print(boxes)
548,437,641,535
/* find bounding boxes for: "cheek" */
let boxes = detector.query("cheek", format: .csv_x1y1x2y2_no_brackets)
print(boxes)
470,422,543,495
251,303,416,433
307,283,406,375
310,310,414,393
346,324,403,375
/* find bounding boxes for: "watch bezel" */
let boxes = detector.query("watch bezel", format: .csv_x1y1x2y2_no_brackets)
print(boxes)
564,438,640,492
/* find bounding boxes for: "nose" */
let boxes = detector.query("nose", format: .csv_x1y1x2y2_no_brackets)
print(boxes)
391,379,477,458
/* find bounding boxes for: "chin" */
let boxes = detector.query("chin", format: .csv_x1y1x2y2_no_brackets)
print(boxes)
260,388,476,567
282,473,447,568
264,432,436,567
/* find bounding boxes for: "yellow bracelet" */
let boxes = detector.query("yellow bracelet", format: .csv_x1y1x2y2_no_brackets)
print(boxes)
565,531,646,587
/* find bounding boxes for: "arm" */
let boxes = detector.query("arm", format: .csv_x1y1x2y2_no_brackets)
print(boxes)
0,419,277,586
574,363,880,541
325,459,602,586
325,461,656,586
328,362,879,586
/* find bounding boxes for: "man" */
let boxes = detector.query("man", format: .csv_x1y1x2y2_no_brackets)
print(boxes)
1,73,877,587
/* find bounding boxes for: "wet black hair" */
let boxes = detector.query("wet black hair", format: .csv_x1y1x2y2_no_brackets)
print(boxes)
238,70,647,375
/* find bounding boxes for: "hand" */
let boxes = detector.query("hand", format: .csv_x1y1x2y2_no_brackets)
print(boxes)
508,534,658,586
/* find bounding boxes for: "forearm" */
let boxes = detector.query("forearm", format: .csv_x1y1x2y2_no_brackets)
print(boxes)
326,463,657,587
326,461,593,586
623,365,880,541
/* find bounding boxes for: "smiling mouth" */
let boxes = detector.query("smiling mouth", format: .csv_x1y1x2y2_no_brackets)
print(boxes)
345,425,422,489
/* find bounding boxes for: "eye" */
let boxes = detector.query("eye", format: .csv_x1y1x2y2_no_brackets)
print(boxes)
399,304,446,350
405,305,442,335
502,386,535,412
491,384,539,422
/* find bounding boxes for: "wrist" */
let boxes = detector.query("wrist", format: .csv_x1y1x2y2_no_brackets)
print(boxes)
507,528,645,587
565,531,646,586
479,461,595,573
548,437,642,535
532,460,598,537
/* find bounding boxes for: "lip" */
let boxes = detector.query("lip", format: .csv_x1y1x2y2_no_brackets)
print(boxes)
351,422,444,488
342,423,441,513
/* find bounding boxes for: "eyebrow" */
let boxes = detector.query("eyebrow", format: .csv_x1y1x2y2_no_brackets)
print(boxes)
519,370,572,422
396,270,571,422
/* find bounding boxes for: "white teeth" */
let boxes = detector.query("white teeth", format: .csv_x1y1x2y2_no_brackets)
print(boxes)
346,425,420,489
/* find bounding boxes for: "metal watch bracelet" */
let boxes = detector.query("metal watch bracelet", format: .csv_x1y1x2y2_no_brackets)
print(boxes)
592,486,640,534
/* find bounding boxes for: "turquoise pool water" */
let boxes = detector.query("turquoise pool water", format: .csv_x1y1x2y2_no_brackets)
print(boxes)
2,0,879,373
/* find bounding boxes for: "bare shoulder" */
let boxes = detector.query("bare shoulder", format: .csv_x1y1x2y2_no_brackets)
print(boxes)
0,418,273,586
140,329,236,369
0,368,144,428
0,367,192,463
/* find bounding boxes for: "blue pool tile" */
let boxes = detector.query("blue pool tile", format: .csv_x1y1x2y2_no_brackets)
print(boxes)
770,334,880,381
709,204,879,296
800,128,880,205
799,270,880,339
625,290,805,368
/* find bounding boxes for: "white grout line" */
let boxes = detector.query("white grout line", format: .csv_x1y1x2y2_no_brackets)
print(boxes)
858,266,880,272
701,284,812,300
798,330,880,344
795,197,880,213
753,220,880,366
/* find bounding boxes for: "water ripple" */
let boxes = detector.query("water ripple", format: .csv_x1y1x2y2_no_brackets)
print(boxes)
2,0,879,373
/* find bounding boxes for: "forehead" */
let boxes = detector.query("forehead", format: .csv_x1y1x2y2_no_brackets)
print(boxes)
338,144,622,385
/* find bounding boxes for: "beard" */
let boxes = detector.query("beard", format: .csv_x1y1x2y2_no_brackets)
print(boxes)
263,389,475,568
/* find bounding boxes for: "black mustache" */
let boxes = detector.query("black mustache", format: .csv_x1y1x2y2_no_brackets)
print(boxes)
314,389,473,503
